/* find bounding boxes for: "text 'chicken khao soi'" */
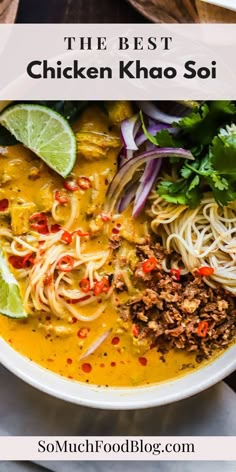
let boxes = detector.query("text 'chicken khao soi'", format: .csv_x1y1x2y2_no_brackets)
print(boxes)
0,100,235,387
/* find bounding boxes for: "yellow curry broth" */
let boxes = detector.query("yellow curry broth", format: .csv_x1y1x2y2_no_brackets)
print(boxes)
0,106,200,387
0,310,197,386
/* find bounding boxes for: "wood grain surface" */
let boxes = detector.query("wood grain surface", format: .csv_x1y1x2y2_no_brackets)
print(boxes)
196,0,236,23
16,0,236,24
128,0,236,22
16,0,147,23
128,0,198,23
0,0,19,23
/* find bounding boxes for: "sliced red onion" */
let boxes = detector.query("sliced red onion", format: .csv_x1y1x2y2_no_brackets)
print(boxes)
137,101,182,124
119,149,134,168
133,143,161,218
121,114,139,153
105,148,194,214
80,329,112,360
133,159,162,218
118,179,139,213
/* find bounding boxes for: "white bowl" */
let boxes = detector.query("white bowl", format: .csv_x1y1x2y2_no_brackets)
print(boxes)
0,336,235,409
200,0,236,13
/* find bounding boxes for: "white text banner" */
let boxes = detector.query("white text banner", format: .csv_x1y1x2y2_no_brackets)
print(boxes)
0,24,236,99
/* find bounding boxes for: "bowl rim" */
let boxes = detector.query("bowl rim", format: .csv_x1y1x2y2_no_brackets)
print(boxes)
0,336,235,409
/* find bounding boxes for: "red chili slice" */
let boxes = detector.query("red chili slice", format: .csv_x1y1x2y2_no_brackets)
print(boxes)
197,321,209,338
77,176,91,190
100,213,111,222
112,227,120,234
197,266,214,277
29,212,48,224
93,277,110,296
55,190,69,205
170,268,181,281
142,257,157,273
79,278,91,293
0,199,9,211
63,179,79,192
22,253,35,268
31,223,49,234
44,273,53,286
111,336,120,345
8,255,24,269
51,223,62,233
57,255,74,272
138,357,147,366
67,295,91,304
61,231,72,245
30,212,49,234
74,229,90,237
77,327,90,338
132,324,139,337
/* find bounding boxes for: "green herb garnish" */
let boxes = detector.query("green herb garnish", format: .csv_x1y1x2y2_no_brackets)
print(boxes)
142,101,236,207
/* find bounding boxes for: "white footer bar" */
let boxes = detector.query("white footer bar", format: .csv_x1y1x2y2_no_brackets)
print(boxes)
0,436,235,461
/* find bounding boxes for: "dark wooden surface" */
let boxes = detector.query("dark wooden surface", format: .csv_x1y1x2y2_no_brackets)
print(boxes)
128,0,236,23
16,0,147,23
16,0,236,24
0,0,19,23
128,0,198,23
16,0,236,394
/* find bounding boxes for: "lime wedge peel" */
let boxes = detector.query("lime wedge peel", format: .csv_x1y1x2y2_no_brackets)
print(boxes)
0,248,27,319
0,104,77,178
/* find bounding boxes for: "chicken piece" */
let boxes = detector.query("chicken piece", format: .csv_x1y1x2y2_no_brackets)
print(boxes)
0,172,11,185
38,323,72,337
74,105,121,161
89,215,105,234
28,166,41,181
132,336,150,354
121,228,147,245
10,202,36,235
36,182,54,212
105,101,134,124
76,131,120,161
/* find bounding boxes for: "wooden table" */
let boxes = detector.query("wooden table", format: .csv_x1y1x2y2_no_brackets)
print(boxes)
16,0,147,23
16,0,236,23
16,0,236,393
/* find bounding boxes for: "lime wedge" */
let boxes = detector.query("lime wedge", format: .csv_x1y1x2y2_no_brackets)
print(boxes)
0,248,27,318
0,104,76,177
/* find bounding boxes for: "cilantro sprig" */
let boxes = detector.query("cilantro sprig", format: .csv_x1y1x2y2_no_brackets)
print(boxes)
142,101,236,207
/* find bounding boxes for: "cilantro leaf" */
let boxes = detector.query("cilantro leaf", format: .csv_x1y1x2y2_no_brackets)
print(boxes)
189,175,200,191
176,101,236,146
175,103,209,134
140,111,159,146
210,174,228,191
209,178,236,206
152,129,183,148
140,100,236,208
211,124,236,175
157,178,201,207
140,112,183,148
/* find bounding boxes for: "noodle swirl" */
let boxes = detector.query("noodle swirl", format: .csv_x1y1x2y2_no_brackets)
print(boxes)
0,195,111,321
149,193,236,294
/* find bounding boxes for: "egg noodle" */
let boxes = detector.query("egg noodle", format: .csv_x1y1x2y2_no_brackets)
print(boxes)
0,194,112,321
149,192,236,294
